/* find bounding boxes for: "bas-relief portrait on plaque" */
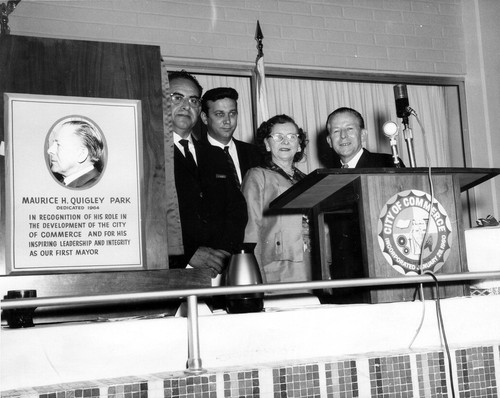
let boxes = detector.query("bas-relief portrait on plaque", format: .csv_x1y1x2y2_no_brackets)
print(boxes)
4,93,145,273
45,117,107,190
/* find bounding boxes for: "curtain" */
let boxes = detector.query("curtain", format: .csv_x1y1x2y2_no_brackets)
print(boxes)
194,74,450,174
265,78,450,173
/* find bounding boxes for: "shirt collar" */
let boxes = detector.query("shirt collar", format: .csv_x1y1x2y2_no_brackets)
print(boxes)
207,134,233,150
173,132,193,145
343,148,364,168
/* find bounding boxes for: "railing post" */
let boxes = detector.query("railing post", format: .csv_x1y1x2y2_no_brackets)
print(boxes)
185,294,206,375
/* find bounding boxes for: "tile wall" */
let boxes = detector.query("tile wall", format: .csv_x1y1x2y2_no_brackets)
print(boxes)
3,344,498,398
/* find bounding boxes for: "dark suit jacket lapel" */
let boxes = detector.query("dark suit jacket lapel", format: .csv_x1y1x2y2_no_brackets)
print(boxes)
354,149,371,168
193,139,218,181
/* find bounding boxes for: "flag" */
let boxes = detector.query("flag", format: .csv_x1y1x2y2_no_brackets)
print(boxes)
254,21,269,125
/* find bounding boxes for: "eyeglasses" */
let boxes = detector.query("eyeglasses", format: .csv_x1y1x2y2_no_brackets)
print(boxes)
170,93,201,108
268,133,299,143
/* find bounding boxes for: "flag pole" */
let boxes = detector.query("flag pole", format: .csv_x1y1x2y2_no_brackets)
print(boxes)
255,20,264,61
254,20,269,126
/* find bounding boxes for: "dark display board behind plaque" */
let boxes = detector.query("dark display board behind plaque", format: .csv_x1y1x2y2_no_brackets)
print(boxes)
0,35,167,274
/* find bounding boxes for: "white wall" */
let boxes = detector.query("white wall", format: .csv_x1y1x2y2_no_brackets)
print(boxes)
475,0,500,215
9,0,466,74
462,0,500,219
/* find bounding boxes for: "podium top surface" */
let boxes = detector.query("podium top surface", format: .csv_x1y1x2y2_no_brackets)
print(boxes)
270,167,500,210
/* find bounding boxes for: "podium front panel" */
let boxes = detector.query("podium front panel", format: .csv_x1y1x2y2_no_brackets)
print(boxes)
323,173,468,303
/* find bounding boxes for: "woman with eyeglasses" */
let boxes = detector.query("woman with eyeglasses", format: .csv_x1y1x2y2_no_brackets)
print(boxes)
241,114,312,284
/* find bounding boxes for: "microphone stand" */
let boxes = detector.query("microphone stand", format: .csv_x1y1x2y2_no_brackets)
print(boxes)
389,136,401,168
402,115,417,167
382,121,402,168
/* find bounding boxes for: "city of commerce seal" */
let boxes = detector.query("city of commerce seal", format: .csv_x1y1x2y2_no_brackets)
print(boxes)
377,189,452,275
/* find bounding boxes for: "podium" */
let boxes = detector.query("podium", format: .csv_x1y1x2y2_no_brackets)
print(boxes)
270,168,500,303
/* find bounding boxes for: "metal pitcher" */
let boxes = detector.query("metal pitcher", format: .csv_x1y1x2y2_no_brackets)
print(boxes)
224,243,264,314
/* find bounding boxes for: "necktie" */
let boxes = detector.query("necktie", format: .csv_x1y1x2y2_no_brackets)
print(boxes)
342,163,349,168
179,139,197,173
224,146,241,189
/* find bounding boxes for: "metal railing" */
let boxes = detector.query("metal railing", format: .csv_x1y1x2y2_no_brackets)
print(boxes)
2,271,500,374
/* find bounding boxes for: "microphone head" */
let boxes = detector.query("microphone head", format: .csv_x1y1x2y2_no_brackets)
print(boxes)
393,84,410,118
383,121,399,138
393,84,408,100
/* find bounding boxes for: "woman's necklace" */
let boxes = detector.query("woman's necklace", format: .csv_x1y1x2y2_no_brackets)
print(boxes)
266,161,305,184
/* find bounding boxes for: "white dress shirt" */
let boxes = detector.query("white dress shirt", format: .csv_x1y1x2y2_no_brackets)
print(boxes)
207,135,242,183
342,147,364,168
173,132,197,165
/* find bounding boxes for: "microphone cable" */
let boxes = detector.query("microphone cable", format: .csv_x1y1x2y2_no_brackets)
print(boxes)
424,270,457,398
407,107,434,351
406,108,456,398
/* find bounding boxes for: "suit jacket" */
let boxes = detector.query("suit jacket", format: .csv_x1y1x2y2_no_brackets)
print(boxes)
242,166,311,283
332,148,405,168
242,167,305,269
66,167,101,189
170,139,248,268
233,138,263,181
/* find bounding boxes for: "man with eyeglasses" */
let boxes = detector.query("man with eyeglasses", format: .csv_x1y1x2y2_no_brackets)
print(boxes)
167,71,248,279
200,87,262,189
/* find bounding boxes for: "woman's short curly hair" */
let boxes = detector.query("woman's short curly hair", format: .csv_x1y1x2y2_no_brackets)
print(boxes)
256,114,308,164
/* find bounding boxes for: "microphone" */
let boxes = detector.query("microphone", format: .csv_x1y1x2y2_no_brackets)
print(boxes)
383,121,401,167
393,84,411,119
